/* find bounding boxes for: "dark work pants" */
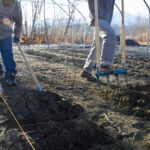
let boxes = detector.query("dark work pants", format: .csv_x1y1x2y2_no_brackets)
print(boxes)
0,37,17,75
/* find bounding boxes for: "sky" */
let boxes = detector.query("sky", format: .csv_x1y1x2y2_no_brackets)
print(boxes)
21,0,150,24
77,0,150,17
114,0,149,16
76,0,150,25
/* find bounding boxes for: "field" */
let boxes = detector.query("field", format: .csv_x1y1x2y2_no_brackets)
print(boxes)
0,45,149,150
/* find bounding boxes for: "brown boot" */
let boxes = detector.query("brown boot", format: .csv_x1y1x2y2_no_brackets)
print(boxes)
100,66,113,73
80,70,96,82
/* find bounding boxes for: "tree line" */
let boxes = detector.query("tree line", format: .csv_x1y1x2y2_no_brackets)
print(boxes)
19,0,149,45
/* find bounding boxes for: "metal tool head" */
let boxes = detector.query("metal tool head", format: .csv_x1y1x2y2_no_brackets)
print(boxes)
36,86,43,92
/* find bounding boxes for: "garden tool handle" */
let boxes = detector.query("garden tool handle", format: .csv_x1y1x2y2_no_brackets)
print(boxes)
121,0,126,66
17,43,43,91
94,0,101,70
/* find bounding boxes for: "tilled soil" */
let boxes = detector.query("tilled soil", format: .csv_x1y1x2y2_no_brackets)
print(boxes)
0,45,150,150
0,87,122,150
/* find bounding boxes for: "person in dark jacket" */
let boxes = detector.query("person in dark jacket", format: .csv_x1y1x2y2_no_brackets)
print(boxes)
0,0,22,85
81,0,116,81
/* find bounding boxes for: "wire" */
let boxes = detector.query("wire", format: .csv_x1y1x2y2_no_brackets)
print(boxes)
0,93,36,150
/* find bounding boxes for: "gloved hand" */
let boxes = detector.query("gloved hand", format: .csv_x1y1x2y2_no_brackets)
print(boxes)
13,36,20,44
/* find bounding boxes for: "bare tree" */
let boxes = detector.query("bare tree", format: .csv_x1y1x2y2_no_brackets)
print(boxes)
30,0,43,38
21,0,90,44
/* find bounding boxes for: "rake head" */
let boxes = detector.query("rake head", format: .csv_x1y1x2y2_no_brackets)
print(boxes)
36,85,43,92
96,67,128,87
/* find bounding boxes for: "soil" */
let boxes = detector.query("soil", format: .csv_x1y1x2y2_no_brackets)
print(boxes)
0,45,149,150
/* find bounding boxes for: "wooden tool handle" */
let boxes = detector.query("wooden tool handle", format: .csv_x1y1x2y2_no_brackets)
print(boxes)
94,0,101,70
17,44,43,91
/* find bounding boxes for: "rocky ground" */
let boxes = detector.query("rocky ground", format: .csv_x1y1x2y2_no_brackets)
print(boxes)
0,45,149,150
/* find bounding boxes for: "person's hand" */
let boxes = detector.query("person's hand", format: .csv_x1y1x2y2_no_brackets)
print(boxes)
2,18,12,27
13,36,20,44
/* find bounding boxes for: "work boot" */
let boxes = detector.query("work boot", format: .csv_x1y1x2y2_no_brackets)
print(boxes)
100,65,113,73
5,73,17,86
80,70,96,82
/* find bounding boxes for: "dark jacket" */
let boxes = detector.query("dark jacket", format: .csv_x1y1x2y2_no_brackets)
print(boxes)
88,0,115,25
0,0,22,40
